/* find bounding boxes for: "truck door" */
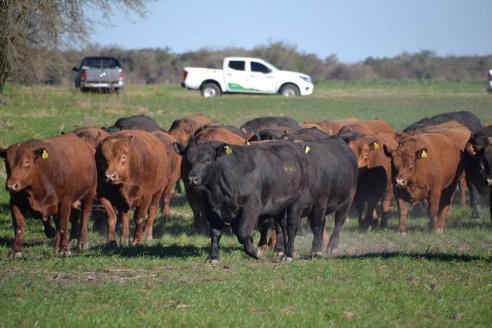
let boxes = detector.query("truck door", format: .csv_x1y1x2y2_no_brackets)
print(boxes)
223,60,251,92
248,60,276,93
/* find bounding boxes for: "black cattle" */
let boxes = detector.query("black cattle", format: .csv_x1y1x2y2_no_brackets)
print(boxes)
174,140,309,263
464,125,492,220
240,116,300,136
103,115,164,133
403,111,482,134
274,137,358,257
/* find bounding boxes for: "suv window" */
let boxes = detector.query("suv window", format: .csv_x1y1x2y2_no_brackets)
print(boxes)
228,60,245,71
81,57,120,69
251,61,271,73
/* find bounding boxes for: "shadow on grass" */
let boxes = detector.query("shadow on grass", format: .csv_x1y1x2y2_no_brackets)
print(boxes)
331,251,491,263
92,242,243,259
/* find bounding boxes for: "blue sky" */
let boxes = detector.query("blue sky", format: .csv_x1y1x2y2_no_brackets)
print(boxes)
88,0,492,63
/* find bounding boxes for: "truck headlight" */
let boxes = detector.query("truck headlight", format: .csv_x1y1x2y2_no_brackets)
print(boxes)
300,76,312,84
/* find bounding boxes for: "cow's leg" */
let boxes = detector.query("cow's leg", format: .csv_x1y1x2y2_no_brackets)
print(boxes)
56,202,72,256
207,214,223,264
120,210,131,247
42,216,56,239
257,218,272,251
283,205,303,261
309,204,327,257
489,186,492,222
468,181,481,220
396,197,409,235
160,184,172,218
354,196,366,231
99,197,118,247
427,190,441,233
78,195,94,251
9,203,27,258
458,173,467,207
274,213,286,257
327,206,349,255
69,208,80,241
380,184,393,229
144,193,163,241
132,200,151,246
235,206,261,259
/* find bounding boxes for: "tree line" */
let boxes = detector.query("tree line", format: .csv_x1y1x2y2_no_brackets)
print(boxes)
41,43,492,87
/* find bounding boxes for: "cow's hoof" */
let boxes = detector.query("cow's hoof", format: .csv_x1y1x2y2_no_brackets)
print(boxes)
434,228,444,234
310,251,323,258
207,259,219,265
397,231,407,236
106,240,118,248
7,251,23,259
121,239,130,247
78,242,89,252
274,251,284,258
256,248,264,259
281,256,293,263
131,239,143,246
57,249,72,257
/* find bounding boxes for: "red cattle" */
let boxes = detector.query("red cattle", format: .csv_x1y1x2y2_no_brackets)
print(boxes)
0,133,97,257
338,119,395,136
151,130,182,217
384,133,463,234
95,130,169,246
347,132,398,229
168,114,213,145
301,117,360,135
71,126,111,149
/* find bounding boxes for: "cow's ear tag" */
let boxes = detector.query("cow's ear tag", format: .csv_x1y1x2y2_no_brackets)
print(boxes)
420,150,428,158
372,142,379,150
224,145,233,155
42,150,49,159
304,145,311,154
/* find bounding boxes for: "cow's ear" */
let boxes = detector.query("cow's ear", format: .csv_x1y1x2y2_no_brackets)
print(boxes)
0,147,6,159
487,136,492,145
216,144,233,159
34,148,49,161
172,142,187,155
416,148,428,159
383,144,393,157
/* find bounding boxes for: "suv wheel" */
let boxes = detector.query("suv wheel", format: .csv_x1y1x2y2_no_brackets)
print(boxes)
201,83,221,97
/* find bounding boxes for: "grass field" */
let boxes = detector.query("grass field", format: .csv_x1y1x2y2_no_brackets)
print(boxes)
0,81,491,327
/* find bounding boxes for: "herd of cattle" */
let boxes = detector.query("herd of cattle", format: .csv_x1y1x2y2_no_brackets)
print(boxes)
0,111,491,262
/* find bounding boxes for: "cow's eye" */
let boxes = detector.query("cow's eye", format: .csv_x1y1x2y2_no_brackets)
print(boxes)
120,155,126,163
24,160,30,167
408,162,414,168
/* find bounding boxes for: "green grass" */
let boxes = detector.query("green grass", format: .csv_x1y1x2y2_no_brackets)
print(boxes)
0,81,491,327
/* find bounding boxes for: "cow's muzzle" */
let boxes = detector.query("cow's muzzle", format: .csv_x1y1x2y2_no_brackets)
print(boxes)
188,175,200,187
105,172,118,183
395,177,407,188
6,181,21,192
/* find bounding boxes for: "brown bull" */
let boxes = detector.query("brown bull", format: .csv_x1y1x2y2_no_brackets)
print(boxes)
168,114,213,145
0,133,97,257
95,130,169,246
384,133,463,234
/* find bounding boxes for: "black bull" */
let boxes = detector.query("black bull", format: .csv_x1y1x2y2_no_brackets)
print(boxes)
174,138,358,262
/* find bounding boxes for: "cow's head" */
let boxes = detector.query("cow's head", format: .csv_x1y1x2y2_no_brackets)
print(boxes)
384,143,428,188
480,144,492,186
177,141,232,189
1,143,49,192
98,136,133,185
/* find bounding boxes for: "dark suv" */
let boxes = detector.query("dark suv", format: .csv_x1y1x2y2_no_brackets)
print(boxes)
72,57,125,93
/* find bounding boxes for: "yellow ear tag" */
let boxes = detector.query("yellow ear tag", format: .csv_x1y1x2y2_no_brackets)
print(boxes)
42,150,49,159
225,145,233,155
304,146,311,154
421,150,428,158
373,142,379,150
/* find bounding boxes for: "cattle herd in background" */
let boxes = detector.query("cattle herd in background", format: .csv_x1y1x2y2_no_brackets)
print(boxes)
0,111,491,263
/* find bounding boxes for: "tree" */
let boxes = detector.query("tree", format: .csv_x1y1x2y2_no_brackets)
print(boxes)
0,0,147,103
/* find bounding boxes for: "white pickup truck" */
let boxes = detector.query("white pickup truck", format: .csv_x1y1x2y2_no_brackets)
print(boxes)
181,57,314,97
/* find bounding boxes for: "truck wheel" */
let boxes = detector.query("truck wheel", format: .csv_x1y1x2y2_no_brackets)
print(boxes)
201,83,221,97
280,84,300,97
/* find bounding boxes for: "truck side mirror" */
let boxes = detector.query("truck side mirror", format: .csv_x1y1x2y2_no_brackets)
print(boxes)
72,67,79,72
